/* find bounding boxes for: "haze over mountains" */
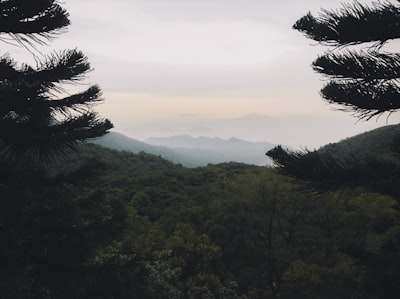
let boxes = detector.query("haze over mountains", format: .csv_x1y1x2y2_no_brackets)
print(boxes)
91,124,400,168
114,113,398,150
91,132,276,167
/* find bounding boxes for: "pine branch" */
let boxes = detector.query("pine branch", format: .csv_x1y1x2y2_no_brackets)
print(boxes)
321,80,400,119
48,85,103,115
36,50,92,83
293,1,400,46
267,145,353,182
0,53,98,119
0,1,114,163
0,0,70,46
0,113,113,162
0,50,92,89
266,145,399,195
313,51,400,81
52,113,113,141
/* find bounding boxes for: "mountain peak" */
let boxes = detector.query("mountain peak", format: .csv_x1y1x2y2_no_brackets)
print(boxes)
95,132,276,167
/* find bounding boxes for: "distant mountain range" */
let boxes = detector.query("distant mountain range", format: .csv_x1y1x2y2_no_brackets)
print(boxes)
91,132,277,167
90,124,400,168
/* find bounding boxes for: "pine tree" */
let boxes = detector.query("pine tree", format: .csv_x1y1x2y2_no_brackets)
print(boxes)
0,1,112,162
0,1,113,298
267,0,400,195
267,1,400,298
294,0,400,120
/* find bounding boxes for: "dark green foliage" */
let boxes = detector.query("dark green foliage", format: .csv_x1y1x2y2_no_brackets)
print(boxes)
267,144,400,195
3,137,394,298
268,1,400,298
61,143,399,299
319,124,400,162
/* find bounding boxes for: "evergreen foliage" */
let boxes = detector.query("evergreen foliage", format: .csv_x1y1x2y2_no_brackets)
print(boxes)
267,0,400,192
293,1,400,46
0,0,70,46
267,2,400,298
294,0,400,119
0,2,112,161
0,50,112,161
0,1,112,298
44,143,400,299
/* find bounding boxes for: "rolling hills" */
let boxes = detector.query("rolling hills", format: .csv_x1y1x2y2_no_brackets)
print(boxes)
91,124,400,168
91,132,276,167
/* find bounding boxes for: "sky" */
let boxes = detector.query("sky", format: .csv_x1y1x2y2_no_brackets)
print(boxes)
8,0,400,149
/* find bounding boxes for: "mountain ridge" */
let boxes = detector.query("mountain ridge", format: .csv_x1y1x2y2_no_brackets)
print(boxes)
145,134,275,149
91,132,275,167
318,124,400,162
90,124,400,167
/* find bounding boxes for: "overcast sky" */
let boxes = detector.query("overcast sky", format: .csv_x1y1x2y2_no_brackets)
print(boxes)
9,0,400,148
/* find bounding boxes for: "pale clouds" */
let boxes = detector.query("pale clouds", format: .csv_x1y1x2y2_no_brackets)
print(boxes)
6,0,395,148
56,0,322,99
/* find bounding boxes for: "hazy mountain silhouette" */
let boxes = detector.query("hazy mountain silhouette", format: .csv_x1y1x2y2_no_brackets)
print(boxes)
145,135,275,165
91,132,276,167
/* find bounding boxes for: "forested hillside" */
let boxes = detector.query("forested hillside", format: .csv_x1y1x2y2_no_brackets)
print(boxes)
23,142,397,299
319,124,400,162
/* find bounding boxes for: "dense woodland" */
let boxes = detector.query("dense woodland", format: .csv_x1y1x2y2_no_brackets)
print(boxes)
3,142,400,298
2,0,400,298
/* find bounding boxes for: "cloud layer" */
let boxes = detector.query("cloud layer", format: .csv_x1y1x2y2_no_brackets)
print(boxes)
4,0,397,148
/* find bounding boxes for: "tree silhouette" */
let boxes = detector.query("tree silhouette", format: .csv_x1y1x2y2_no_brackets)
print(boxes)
267,2,400,298
267,0,400,196
0,1,112,162
0,1,112,298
